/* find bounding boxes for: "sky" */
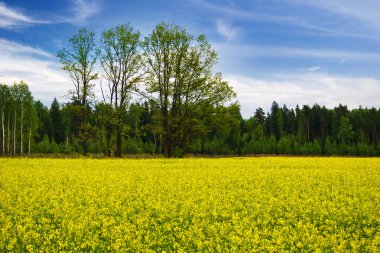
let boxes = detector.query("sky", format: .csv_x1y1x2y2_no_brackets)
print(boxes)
0,0,380,118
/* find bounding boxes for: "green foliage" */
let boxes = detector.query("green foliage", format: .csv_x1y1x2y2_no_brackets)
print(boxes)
36,135,51,153
143,141,156,154
100,24,142,157
141,22,236,157
124,137,143,154
187,139,202,154
324,137,337,155
203,137,232,155
277,136,293,154
337,116,354,144
2,23,380,158
356,142,371,156
57,28,98,106
299,140,321,155
50,140,59,153
50,98,63,144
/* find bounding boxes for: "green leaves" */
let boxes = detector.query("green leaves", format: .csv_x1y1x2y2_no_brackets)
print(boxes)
141,22,236,156
57,27,98,106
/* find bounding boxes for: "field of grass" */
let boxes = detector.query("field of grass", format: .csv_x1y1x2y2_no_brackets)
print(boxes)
1,157,380,252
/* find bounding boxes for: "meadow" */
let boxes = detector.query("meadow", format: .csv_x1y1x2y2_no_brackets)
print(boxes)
0,157,379,252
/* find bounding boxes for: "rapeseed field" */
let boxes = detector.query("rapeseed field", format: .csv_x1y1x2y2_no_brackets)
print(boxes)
0,157,379,252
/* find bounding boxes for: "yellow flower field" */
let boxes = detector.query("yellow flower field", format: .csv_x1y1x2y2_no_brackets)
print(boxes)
1,157,380,252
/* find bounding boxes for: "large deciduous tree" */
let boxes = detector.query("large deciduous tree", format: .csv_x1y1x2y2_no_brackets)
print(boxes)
57,28,99,153
141,22,235,157
100,24,143,157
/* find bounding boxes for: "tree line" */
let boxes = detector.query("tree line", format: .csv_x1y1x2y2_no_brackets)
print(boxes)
1,82,380,157
1,22,380,157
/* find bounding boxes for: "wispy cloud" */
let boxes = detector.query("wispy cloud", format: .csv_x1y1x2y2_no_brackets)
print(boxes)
288,0,380,31
214,43,380,61
297,66,321,72
0,0,100,29
64,0,101,24
192,0,380,39
193,0,290,22
216,20,239,41
192,0,337,34
0,39,71,104
225,73,380,118
73,0,100,22
0,39,53,58
0,2,49,28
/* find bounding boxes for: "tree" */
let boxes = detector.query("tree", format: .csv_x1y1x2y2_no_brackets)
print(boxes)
0,82,37,156
100,24,143,157
0,84,10,154
267,101,281,140
337,116,353,144
94,102,114,157
254,107,265,126
203,103,242,155
50,98,63,144
57,28,99,153
10,82,34,155
34,101,51,144
277,135,293,154
141,22,235,157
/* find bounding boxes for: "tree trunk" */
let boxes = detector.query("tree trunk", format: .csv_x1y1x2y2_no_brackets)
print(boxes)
66,127,69,148
163,124,172,157
1,109,4,155
13,111,16,155
162,109,172,157
115,125,122,158
106,124,111,157
298,122,301,143
159,134,162,155
153,132,157,152
7,116,9,154
20,102,24,155
28,128,31,155
164,135,172,157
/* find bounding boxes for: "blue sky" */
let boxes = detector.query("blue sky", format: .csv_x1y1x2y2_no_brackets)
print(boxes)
1,0,380,117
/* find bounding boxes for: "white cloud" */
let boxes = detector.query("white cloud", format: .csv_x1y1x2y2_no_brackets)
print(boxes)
307,66,321,72
214,43,380,61
193,0,380,39
0,2,48,28
0,39,53,58
194,0,297,24
225,73,380,118
216,20,239,41
0,0,100,29
288,0,380,30
0,39,71,104
62,0,101,24
297,66,321,72
192,0,339,34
